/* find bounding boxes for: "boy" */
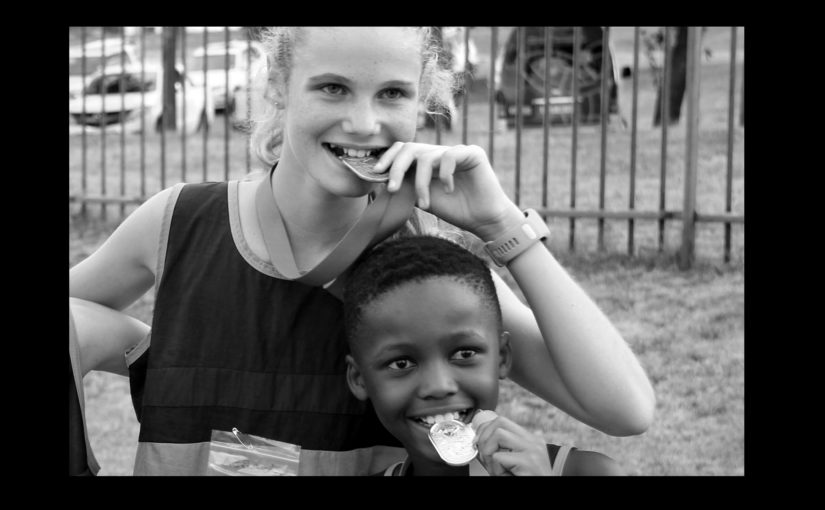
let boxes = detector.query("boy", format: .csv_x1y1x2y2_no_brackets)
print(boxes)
343,235,624,476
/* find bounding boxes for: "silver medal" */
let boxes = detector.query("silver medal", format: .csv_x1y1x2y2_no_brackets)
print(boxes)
339,155,389,183
428,410,498,466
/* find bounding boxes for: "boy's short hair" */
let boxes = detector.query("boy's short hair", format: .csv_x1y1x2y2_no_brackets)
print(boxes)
343,235,502,351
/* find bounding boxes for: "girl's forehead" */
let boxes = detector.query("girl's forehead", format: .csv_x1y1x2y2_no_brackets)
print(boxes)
294,27,423,76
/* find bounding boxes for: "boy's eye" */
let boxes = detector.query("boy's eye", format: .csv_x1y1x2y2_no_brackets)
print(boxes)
388,358,416,370
451,349,477,361
321,84,346,95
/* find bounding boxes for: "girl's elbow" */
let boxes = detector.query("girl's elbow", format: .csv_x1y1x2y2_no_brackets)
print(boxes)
612,393,656,436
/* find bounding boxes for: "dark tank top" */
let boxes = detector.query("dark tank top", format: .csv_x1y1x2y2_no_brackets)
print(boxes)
129,181,401,475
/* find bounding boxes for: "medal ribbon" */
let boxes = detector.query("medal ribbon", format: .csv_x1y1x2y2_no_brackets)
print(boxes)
255,164,416,286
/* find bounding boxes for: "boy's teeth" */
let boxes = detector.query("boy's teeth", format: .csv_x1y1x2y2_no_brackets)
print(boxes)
420,411,463,425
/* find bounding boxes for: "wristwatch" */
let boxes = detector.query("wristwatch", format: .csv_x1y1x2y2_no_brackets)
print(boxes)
483,209,550,267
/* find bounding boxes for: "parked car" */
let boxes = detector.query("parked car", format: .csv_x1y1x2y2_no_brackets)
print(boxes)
69,38,138,99
494,27,620,125
68,64,215,134
189,40,265,113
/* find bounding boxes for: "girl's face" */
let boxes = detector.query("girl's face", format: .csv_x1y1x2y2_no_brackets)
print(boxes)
346,277,510,473
278,27,423,197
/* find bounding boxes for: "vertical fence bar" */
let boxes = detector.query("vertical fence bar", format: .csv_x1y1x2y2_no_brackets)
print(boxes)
120,28,126,217
658,26,671,252
202,27,208,181
140,27,146,200
100,29,107,221
541,27,552,220
224,26,230,181
597,26,610,252
461,26,470,145
246,32,252,174
724,26,738,263
488,27,497,166
80,27,87,217
628,27,640,256
679,27,702,270
740,44,744,126
181,27,187,183
569,26,580,251
514,27,524,206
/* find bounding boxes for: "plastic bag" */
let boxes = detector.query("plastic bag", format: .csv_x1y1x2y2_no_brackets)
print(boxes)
207,427,300,476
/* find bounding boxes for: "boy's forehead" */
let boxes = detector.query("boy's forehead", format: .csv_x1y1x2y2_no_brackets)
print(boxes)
355,277,499,353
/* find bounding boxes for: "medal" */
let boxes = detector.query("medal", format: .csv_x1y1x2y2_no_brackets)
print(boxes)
428,410,498,466
339,155,389,182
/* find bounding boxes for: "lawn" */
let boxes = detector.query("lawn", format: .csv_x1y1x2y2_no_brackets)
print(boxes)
70,26,744,476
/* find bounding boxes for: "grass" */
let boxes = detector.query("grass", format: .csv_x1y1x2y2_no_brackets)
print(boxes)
71,27,744,476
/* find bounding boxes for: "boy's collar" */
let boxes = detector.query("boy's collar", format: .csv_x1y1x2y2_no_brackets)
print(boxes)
393,456,490,476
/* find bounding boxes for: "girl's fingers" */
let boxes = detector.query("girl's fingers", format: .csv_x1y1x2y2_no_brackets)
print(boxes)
439,149,457,194
385,144,418,193
413,148,445,210
377,142,406,192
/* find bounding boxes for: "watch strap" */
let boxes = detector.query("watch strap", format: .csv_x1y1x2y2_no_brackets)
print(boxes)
483,209,550,266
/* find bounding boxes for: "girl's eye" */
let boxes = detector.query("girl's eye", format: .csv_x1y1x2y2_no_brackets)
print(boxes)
321,84,346,96
388,358,416,370
452,349,477,361
380,88,406,100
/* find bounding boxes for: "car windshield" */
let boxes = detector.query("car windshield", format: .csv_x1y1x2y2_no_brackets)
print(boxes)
84,71,157,95
190,54,236,71
69,52,131,76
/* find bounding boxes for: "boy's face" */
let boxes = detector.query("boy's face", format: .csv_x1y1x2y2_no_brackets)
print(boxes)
346,276,511,468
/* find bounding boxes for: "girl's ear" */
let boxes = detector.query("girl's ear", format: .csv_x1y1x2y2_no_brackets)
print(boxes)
345,354,369,401
498,331,512,379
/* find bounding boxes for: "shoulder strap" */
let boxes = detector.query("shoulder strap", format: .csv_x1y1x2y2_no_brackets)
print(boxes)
551,444,575,476
255,165,416,286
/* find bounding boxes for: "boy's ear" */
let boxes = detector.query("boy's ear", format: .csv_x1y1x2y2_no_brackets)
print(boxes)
345,354,369,401
498,331,512,379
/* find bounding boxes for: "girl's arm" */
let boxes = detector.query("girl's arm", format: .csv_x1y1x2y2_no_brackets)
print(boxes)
491,236,655,436
70,297,150,377
70,186,173,310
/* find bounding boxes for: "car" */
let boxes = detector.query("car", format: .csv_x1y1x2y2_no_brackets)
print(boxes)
188,40,266,113
68,64,215,134
494,27,621,126
69,38,138,99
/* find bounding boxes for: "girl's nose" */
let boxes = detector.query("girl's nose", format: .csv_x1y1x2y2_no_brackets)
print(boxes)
342,103,381,135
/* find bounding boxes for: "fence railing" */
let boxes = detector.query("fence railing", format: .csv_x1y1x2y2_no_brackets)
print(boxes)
69,27,745,269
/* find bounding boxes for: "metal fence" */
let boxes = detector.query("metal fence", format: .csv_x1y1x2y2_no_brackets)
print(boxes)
69,27,744,269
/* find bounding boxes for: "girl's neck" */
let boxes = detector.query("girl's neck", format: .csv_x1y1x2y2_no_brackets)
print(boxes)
270,160,368,244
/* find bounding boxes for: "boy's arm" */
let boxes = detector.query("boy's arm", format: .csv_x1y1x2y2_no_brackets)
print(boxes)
70,297,150,377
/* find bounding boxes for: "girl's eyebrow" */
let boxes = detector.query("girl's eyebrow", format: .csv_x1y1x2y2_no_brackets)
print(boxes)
306,73,416,89
307,73,352,85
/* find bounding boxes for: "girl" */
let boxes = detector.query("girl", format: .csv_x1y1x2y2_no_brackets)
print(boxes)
69,27,654,475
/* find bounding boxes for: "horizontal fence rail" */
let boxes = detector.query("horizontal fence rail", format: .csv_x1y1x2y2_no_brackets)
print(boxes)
69,26,745,268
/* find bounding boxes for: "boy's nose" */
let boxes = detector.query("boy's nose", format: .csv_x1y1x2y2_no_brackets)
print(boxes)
418,363,459,399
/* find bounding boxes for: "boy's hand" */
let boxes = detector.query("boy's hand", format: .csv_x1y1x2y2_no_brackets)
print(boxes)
472,414,553,476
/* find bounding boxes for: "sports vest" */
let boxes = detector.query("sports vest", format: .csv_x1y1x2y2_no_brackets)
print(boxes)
128,181,404,475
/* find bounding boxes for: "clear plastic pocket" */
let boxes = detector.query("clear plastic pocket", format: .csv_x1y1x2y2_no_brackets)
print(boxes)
207,427,300,476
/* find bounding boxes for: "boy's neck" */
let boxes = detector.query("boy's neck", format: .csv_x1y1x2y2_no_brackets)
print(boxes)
405,453,470,476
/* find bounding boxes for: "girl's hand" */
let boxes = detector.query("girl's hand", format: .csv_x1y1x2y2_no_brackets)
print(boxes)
374,142,523,242
472,414,553,476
